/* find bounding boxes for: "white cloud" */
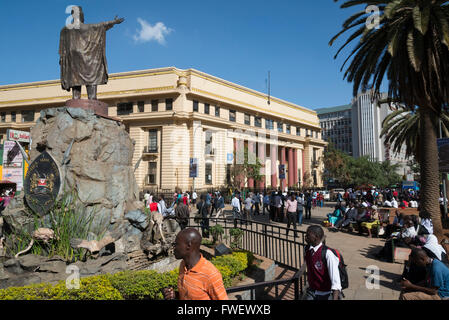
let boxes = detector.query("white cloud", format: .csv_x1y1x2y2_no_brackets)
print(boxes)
133,18,173,45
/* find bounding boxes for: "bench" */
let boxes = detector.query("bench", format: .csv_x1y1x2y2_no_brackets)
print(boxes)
378,208,419,224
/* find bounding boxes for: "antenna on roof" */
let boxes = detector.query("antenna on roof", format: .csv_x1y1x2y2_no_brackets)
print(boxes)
266,71,271,105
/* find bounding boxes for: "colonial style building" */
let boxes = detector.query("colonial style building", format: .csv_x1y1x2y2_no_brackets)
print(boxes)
0,67,326,192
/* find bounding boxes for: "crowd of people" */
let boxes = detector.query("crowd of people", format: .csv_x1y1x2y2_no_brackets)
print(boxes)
142,186,449,301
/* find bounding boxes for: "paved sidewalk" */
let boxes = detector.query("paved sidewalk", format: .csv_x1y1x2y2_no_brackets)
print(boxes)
193,202,404,300
282,204,404,300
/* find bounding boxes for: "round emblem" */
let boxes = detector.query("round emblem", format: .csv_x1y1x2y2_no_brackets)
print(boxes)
24,151,62,216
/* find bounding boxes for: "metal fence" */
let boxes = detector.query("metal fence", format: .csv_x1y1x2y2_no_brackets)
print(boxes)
186,216,308,299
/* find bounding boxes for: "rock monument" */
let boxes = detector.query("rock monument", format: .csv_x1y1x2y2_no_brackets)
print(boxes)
0,8,180,288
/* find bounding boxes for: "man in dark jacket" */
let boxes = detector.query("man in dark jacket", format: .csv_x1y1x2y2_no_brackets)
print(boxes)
175,201,190,230
305,193,312,220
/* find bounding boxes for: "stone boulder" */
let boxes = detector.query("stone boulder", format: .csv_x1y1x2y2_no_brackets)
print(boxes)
125,210,149,231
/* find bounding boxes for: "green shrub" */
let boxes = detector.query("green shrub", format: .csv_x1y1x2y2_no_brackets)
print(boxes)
211,252,247,278
229,228,244,249
107,269,178,300
214,264,233,288
210,224,224,243
0,251,252,299
0,275,123,300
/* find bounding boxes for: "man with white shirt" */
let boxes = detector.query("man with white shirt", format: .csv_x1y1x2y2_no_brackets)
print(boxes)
391,197,399,208
304,226,342,300
231,194,241,221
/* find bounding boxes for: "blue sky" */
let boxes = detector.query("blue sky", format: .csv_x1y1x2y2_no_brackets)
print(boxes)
0,0,373,110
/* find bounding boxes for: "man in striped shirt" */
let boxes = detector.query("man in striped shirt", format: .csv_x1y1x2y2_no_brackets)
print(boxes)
163,228,228,300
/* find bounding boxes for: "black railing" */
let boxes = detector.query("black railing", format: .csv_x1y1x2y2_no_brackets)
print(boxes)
187,216,307,269
186,216,308,299
225,264,306,300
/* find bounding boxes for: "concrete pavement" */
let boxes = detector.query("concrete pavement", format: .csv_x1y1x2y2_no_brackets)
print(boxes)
273,204,404,300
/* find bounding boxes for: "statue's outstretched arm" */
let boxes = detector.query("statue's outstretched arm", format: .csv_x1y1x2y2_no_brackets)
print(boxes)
103,16,125,30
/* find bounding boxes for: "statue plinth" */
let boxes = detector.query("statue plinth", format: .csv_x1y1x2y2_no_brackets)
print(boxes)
65,99,121,122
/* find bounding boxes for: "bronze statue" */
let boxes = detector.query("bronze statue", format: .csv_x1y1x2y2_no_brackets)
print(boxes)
59,6,124,100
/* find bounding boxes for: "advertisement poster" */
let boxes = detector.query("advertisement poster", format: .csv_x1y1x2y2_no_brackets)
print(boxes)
279,164,286,179
2,141,23,190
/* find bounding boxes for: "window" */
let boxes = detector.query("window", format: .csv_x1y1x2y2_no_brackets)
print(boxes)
229,110,236,122
11,112,16,122
21,110,34,122
117,102,133,116
255,117,262,128
0,112,5,122
165,98,173,111
296,127,301,136
205,131,213,155
265,119,274,130
204,103,210,114
277,122,283,133
193,100,199,112
138,101,145,113
147,162,157,184
148,130,158,152
151,100,158,112
244,113,250,125
205,163,212,185
286,124,291,134
215,106,220,117
226,164,231,184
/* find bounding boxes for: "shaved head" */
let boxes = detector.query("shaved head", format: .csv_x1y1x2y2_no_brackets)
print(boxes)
174,228,202,260
178,228,202,249
410,248,430,267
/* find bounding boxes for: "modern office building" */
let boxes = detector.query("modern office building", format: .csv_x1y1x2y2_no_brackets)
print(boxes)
351,90,410,175
0,67,327,192
317,91,412,177
316,104,353,155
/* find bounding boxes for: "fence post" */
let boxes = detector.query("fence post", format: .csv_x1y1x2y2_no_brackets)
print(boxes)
263,224,268,258
294,274,299,300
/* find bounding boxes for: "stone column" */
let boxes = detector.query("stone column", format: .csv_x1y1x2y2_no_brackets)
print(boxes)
293,149,298,188
258,143,266,189
288,148,294,188
248,140,255,189
271,144,277,189
235,138,245,189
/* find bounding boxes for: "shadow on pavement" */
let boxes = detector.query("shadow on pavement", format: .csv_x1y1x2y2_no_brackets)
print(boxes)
359,267,402,292
359,244,385,259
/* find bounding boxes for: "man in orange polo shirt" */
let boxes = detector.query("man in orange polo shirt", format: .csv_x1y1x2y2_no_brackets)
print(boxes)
163,228,228,300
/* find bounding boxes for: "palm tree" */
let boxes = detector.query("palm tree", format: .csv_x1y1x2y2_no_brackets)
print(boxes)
330,0,449,238
380,107,449,161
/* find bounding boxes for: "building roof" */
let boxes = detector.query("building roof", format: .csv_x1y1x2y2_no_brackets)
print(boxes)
314,104,352,115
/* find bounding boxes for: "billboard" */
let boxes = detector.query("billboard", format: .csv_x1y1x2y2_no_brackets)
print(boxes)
6,129,30,143
438,138,449,172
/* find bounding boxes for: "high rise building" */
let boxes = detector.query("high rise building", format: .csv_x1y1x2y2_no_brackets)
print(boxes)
317,90,412,178
316,104,353,155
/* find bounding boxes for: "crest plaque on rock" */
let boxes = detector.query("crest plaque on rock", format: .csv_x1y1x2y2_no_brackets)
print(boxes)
24,151,62,216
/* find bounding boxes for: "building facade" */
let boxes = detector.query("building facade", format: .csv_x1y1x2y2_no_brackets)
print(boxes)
351,91,410,175
0,67,327,192
316,104,353,155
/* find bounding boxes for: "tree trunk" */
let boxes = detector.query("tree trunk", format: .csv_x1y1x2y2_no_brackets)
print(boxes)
419,108,443,239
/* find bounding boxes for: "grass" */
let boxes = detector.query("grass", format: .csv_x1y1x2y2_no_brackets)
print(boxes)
7,189,108,262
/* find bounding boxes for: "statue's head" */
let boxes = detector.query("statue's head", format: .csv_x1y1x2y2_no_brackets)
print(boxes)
71,5,85,24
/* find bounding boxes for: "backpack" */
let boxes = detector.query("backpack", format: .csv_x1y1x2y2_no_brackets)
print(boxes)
320,245,349,292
